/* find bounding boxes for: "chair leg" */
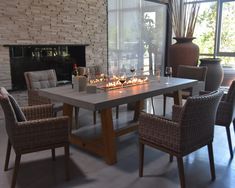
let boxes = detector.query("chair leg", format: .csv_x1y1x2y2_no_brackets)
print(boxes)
151,97,155,114
169,155,173,162
4,139,11,171
139,142,145,177
52,148,56,161
116,106,119,119
75,107,79,129
93,111,96,124
207,143,216,181
225,126,234,158
64,143,70,181
177,157,185,188
11,154,21,188
163,95,166,116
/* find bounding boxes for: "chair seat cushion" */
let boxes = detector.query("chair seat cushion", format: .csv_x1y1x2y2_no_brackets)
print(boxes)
0,87,26,122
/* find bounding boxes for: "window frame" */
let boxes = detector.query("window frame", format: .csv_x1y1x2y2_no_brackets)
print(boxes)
187,0,235,60
216,0,235,56
107,0,170,73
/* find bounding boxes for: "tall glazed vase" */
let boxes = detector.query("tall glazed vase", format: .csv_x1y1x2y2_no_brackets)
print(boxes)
168,37,199,76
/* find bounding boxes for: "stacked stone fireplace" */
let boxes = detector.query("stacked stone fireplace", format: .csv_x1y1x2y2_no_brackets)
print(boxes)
0,0,107,90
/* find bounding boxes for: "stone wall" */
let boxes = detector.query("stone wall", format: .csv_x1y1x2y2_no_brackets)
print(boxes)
0,0,107,89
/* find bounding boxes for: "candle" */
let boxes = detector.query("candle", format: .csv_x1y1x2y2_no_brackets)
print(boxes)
73,76,87,92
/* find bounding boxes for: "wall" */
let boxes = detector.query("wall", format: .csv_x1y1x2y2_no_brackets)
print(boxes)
0,0,107,89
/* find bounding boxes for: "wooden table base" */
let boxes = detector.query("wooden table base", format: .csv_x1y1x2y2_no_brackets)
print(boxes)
63,101,141,165
63,92,183,165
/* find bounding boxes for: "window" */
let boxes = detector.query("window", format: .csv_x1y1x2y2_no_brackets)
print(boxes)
108,0,168,76
192,0,235,67
194,1,217,55
218,1,235,54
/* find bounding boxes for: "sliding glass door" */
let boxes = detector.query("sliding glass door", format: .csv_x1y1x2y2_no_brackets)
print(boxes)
108,0,168,76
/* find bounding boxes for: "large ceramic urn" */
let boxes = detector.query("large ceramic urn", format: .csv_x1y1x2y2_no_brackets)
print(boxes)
168,37,199,76
199,58,224,91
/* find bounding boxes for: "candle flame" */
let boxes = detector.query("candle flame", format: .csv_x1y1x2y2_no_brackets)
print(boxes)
89,75,149,90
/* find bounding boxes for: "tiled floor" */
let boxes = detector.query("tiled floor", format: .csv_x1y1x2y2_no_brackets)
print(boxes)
0,91,235,188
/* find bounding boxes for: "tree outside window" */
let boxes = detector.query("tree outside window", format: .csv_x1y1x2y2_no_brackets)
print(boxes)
192,0,235,67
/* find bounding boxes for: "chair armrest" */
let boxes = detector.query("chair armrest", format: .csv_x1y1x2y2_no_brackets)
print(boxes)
216,101,233,125
192,81,205,96
200,91,227,101
13,116,69,150
139,112,180,150
172,105,183,122
21,104,54,120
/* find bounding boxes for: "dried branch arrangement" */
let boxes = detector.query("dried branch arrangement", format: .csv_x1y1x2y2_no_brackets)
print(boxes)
169,0,200,38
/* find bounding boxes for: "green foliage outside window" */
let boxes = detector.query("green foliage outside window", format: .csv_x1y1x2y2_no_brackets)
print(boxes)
194,2,216,55
194,1,235,67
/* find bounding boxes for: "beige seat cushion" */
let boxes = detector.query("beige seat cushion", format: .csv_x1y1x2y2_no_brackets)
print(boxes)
0,87,26,122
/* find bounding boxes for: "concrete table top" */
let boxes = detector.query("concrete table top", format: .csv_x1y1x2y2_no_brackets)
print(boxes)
38,76,198,111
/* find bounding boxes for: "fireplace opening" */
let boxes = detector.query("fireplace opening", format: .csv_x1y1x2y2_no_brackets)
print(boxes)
6,44,88,90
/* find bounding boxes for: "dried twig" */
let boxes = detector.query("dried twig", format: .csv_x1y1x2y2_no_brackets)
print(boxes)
169,0,200,37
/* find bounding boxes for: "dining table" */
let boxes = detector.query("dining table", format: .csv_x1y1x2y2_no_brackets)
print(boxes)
38,76,198,165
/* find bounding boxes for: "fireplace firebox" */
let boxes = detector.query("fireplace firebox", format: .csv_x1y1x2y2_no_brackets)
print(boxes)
4,44,88,90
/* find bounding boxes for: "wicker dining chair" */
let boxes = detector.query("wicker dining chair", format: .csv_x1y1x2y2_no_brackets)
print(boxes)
24,69,84,127
139,90,223,188
215,80,235,158
0,87,70,188
24,69,63,112
162,65,207,116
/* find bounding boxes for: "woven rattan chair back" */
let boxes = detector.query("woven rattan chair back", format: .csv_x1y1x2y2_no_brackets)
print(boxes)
177,65,207,81
180,91,223,152
162,65,208,116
